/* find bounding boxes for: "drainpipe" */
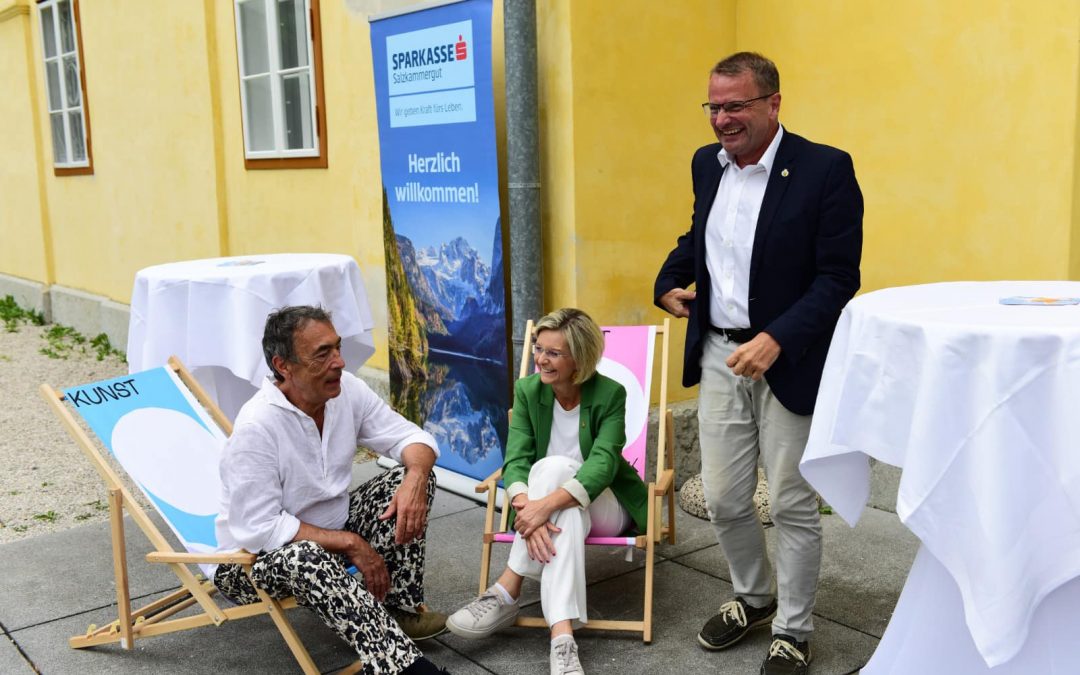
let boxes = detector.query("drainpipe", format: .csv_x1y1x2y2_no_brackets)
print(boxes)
503,0,542,373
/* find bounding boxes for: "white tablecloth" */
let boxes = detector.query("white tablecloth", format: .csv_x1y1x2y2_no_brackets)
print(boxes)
128,254,375,418
800,281,1080,669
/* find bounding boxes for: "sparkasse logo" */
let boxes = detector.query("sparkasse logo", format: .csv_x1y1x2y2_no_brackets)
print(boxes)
391,34,468,70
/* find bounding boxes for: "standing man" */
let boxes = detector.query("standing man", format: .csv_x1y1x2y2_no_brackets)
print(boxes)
213,305,448,675
654,52,862,674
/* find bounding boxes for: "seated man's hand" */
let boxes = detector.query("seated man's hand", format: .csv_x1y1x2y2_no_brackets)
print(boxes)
380,469,430,544
346,534,390,602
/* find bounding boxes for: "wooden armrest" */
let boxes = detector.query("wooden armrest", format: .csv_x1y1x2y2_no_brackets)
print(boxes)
147,551,257,565
475,467,503,493
652,469,675,496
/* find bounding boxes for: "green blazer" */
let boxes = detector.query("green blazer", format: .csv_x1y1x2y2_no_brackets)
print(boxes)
503,372,650,532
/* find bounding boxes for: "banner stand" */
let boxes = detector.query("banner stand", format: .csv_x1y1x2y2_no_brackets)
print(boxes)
370,0,511,502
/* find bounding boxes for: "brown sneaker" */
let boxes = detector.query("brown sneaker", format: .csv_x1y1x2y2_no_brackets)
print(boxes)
388,604,448,641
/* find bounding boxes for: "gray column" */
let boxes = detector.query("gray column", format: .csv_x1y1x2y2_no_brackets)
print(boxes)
503,0,543,373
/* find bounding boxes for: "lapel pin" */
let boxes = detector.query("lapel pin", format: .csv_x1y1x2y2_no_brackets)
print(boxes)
781,168,789,178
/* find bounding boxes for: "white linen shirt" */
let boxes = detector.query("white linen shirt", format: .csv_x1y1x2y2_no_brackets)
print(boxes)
706,124,784,329
215,371,438,554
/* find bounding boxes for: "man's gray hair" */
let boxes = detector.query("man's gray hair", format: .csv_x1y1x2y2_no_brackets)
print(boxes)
712,51,780,97
263,305,334,382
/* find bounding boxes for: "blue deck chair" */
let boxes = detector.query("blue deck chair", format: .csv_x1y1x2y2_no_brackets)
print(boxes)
41,356,361,675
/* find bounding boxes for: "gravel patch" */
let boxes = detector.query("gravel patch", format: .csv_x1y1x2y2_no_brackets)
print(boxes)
0,322,130,543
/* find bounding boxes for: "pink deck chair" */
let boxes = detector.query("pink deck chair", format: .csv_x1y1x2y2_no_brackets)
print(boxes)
476,319,677,642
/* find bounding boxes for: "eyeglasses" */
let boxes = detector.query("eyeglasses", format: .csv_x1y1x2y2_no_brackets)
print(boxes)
532,344,567,360
701,92,777,117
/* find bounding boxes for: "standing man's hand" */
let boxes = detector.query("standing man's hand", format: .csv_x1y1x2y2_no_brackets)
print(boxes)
380,469,430,544
659,288,696,318
345,534,390,602
726,332,781,380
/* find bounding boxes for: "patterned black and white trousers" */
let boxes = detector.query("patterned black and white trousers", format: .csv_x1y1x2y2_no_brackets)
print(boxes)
214,466,435,674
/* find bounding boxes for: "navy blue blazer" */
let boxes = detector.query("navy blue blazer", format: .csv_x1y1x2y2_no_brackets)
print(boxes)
654,130,863,415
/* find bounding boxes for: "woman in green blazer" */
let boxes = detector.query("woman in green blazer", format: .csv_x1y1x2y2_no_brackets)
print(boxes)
446,308,649,675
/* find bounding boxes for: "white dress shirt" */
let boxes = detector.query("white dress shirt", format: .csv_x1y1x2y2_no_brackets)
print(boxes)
215,371,439,555
706,124,784,329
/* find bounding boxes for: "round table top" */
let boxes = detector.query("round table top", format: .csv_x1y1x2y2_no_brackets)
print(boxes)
843,280,1080,332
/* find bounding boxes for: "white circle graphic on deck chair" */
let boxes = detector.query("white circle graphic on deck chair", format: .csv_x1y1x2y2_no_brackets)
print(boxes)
111,408,222,516
597,357,646,446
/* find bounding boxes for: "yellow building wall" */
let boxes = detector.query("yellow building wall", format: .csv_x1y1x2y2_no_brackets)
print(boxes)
536,0,736,403
1071,14,1080,280
209,0,507,371
31,1,223,302
4,0,1079,401
736,0,1080,292
0,2,50,284
537,0,1079,401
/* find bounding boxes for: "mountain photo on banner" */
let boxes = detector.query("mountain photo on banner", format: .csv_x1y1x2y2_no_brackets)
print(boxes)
382,190,509,480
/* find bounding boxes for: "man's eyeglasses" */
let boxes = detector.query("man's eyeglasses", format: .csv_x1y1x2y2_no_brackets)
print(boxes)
532,344,567,360
701,92,777,117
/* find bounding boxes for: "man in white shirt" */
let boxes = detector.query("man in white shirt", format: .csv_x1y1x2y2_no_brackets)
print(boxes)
212,305,448,675
655,52,863,675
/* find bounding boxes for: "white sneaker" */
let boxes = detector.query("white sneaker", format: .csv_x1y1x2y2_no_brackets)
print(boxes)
550,635,584,675
445,589,519,639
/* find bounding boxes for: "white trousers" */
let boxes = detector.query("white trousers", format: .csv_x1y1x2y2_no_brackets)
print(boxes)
506,455,631,626
698,332,821,640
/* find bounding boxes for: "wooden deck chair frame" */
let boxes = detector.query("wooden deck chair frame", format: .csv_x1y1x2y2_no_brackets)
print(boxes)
475,319,677,643
40,356,361,675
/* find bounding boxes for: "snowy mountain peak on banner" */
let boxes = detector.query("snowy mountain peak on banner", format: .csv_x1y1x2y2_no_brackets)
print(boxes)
416,236,489,316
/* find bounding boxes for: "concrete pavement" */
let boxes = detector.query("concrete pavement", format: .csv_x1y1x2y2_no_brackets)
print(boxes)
0,462,918,674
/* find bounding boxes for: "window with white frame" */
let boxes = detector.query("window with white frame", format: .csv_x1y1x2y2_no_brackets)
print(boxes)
37,0,92,174
234,0,327,167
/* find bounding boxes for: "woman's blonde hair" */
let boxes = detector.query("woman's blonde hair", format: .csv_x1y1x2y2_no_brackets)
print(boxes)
533,307,605,385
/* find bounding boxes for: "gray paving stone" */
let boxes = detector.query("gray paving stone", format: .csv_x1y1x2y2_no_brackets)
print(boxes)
12,558,490,675
0,514,181,631
429,488,482,522
439,559,875,674
12,590,359,674
348,459,385,489
672,506,917,639
0,633,34,674
815,507,918,638
4,474,902,675
655,496,724,560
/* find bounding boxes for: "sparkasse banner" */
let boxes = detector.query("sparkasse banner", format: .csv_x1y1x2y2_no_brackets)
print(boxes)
370,0,509,494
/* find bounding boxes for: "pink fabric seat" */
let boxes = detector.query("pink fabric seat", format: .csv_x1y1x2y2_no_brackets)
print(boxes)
476,320,678,643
